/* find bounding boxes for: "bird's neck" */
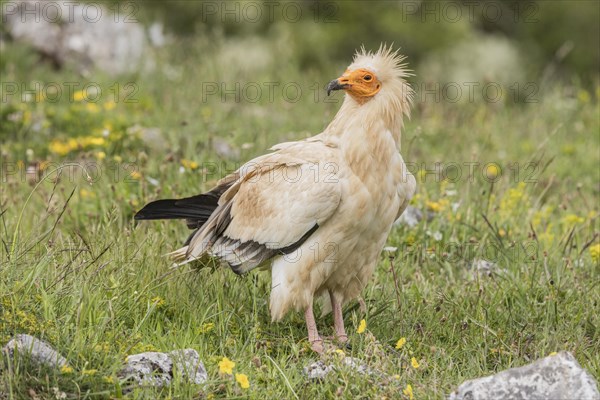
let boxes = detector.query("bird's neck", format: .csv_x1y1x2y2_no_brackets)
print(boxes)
325,95,405,151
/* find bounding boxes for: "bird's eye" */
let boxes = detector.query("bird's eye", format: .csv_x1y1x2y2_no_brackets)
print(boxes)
364,75,373,81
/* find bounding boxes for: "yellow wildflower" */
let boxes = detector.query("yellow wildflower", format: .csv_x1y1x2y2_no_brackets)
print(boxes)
129,343,158,354
578,89,590,103
218,357,235,375
201,107,212,120
411,357,420,369
85,102,100,113
549,351,558,356
498,228,506,237
34,90,45,102
356,319,367,334
48,136,105,156
60,365,73,374
484,163,501,180
395,337,407,350
417,169,429,183
181,159,199,170
334,349,346,358
104,100,117,111
49,140,72,156
82,369,97,376
80,189,95,199
403,384,414,400
426,198,449,212
531,205,554,229
196,322,214,334
151,296,165,308
562,214,584,226
561,144,576,155
84,137,105,146
235,373,250,389
39,160,51,171
73,90,86,101
590,243,600,264
95,151,106,160
130,171,142,180
499,182,527,212
538,229,555,248
94,342,110,353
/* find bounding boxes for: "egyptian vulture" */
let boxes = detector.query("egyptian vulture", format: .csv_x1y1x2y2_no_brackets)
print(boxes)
135,46,416,353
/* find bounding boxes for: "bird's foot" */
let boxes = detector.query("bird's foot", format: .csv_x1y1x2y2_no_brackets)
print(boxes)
318,335,351,351
335,334,348,344
310,337,325,354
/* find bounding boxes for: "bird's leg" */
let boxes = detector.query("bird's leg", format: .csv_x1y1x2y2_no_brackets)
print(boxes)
330,290,348,343
304,304,324,353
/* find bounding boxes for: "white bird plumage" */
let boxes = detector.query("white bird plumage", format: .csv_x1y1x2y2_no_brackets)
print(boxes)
136,45,416,352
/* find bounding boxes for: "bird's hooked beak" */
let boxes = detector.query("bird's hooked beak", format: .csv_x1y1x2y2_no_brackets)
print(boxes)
326,78,349,96
326,68,382,101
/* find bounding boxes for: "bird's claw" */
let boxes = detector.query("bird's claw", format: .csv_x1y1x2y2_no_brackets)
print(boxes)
336,334,348,344
310,337,325,354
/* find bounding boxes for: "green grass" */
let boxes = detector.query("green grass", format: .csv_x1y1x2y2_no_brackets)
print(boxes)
1,35,599,399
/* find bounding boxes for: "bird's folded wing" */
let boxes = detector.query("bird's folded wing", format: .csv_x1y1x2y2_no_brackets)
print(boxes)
175,142,342,274
395,154,417,219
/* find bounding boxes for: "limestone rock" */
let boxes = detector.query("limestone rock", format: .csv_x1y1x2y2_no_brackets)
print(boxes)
119,349,207,387
304,357,380,380
4,0,152,75
448,351,600,400
303,360,334,380
2,334,67,369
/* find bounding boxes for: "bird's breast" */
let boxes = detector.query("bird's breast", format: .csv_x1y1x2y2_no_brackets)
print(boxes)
335,127,405,235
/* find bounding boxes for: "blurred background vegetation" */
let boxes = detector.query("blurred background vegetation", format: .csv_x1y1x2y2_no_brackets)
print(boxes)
2,0,598,81
131,0,600,82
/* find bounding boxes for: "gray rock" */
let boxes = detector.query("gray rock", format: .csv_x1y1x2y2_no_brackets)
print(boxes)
341,357,377,375
303,360,334,380
472,259,496,274
169,349,208,385
2,334,67,368
449,351,600,400
119,349,207,387
4,0,151,75
470,259,508,278
304,357,380,380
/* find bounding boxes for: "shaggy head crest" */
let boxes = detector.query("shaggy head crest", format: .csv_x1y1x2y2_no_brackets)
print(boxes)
349,44,413,83
326,44,414,141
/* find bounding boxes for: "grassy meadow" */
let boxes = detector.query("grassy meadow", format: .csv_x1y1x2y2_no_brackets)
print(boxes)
1,34,599,399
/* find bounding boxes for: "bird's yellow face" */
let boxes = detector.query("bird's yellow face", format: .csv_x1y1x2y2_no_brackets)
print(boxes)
327,68,382,103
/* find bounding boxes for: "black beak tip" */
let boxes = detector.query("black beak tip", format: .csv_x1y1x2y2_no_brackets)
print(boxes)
326,79,346,96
